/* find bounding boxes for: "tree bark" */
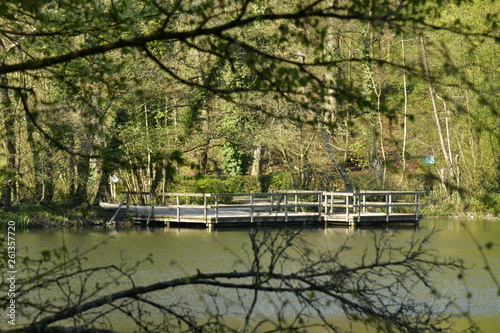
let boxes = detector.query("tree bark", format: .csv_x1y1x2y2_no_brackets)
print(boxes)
250,144,262,176
321,129,353,191
399,37,409,185
0,39,17,210
316,21,354,191
420,35,453,190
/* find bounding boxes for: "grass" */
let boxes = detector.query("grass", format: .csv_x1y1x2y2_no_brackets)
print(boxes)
421,191,500,218
0,203,108,229
0,210,31,228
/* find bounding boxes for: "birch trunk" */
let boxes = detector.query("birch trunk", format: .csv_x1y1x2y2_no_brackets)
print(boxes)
420,35,453,191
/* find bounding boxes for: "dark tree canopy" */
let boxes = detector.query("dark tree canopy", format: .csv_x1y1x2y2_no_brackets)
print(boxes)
0,0,499,208
0,1,500,332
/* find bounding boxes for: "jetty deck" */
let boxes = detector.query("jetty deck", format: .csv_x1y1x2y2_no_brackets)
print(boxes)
102,191,424,229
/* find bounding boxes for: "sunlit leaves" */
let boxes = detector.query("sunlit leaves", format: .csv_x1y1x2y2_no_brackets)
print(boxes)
0,0,498,205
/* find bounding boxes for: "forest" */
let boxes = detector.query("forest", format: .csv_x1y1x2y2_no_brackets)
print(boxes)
1,2,500,332
0,0,499,219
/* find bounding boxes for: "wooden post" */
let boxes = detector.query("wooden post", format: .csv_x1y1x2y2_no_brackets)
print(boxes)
250,194,254,223
176,195,180,223
389,194,393,213
345,194,349,223
318,193,322,222
294,194,298,213
123,193,130,218
215,195,219,224
415,194,420,220
362,193,366,213
107,197,126,224
204,195,208,225
386,193,390,222
323,193,328,214
147,192,155,226
329,193,332,214
353,192,357,214
357,192,361,222
285,195,288,223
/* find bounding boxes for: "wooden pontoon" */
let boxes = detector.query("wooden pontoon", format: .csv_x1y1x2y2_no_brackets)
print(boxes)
101,190,424,229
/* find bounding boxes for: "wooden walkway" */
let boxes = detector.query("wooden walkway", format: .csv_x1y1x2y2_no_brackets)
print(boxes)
101,191,424,229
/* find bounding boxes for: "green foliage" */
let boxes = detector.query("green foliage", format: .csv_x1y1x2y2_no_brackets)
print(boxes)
221,142,252,176
0,0,499,214
349,141,370,168
0,211,30,228
422,191,500,217
261,172,294,192
350,170,384,191
173,175,261,199
175,177,229,195
467,194,500,216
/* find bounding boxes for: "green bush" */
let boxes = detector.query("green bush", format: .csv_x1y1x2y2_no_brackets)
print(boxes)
171,178,224,204
221,142,252,176
349,170,381,191
171,176,262,204
262,172,293,192
0,211,31,229
468,193,500,216
480,194,500,215
226,175,261,193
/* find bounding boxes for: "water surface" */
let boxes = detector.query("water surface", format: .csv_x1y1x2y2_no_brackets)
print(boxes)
13,218,500,332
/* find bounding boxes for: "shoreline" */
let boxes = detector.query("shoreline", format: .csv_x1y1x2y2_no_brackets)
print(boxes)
2,204,499,230
0,204,110,229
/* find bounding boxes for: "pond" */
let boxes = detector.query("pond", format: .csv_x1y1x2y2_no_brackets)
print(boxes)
10,218,500,332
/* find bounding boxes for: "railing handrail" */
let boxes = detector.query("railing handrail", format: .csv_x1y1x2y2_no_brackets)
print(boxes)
122,190,424,196
121,191,322,197
322,190,425,196
111,190,423,225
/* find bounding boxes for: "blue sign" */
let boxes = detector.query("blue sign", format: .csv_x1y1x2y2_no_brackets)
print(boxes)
423,156,435,165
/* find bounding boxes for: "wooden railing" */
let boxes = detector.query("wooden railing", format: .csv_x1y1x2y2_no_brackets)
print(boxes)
113,191,323,225
109,190,424,225
322,191,425,223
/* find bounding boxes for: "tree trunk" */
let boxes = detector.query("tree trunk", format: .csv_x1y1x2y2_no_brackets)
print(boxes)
0,39,17,210
312,21,353,191
372,78,387,186
399,37,409,185
251,144,262,176
420,35,453,191
24,100,43,202
362,25,382,186
74,156,90,205
321,129,353,191
196,50,210,175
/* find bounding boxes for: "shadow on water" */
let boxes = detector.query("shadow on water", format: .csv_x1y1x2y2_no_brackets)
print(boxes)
13,218,500,332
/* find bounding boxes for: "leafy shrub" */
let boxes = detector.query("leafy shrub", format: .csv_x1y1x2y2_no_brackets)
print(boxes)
480,194,500,215
226,175,261,193
221,142,252,176
171,176,261,204
349,170,381,190
0,211,31,229
262,172,293,192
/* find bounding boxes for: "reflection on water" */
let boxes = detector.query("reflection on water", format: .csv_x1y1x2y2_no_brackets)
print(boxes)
14,219,500,331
